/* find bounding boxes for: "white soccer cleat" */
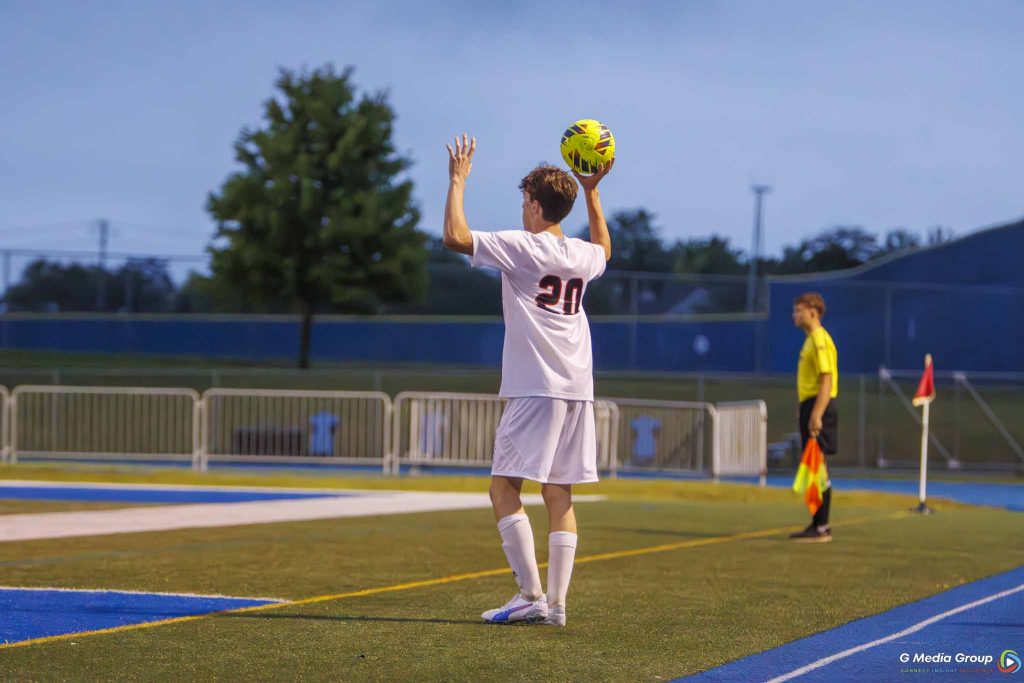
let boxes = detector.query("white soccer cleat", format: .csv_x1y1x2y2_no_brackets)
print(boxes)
544,605,566,627
481,593,548,624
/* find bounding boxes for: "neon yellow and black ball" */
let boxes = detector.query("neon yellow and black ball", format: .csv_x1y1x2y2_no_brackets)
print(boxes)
560,119,615,175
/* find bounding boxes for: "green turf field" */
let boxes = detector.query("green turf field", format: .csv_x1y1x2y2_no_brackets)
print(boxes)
2,466,1022,680
0,499,145,514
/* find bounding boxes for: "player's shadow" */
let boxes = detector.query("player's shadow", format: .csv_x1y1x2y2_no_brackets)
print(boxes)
219,612,489,627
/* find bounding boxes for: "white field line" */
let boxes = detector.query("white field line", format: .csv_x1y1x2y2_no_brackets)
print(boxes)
0,491,603,543
0,586,286,602
766,581,1024,682
0,479,605,500
0,479,401,495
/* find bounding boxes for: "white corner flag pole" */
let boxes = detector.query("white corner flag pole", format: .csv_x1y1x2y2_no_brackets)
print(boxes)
915,353,934,514
918,400,929,507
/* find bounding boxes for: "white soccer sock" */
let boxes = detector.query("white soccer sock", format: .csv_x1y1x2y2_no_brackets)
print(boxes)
547,531,578,609
497,513,543,601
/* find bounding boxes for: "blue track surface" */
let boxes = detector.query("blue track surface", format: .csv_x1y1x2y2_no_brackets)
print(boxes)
17,456,389,473
0,484,350,504
0,588,280,645
683,565,1024,681
8,458,1022,510
599,472,1024,512
757,475,1024,512
834,477,1024,512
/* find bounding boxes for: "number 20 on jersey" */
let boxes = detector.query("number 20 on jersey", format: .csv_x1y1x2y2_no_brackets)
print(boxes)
535,275,583,315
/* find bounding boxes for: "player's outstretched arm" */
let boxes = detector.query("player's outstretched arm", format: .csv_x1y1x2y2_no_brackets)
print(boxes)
443,133,476,256
573,159,614,261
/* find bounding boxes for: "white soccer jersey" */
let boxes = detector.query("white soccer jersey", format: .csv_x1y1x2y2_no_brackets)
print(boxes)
470,229,607,401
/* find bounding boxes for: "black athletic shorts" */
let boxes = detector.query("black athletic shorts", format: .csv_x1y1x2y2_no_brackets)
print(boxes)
799,398,838,455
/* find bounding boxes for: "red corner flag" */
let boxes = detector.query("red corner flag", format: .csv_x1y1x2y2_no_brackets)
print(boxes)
913,354,936,407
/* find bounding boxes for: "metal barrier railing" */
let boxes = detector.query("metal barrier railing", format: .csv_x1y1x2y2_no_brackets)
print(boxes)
391,392,620,475
0,386,766,481
200,389,392,473
879,367,1024,471
712,400,768,483
9,385,201,468
0,385,9,465
601,398,714,473
596,400,620,479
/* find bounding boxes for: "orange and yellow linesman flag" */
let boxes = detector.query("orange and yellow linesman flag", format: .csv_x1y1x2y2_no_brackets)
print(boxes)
912,353,936,407
792,438,829,515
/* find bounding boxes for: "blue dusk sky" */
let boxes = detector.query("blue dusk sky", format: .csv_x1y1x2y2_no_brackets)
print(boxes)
1,1,1020,276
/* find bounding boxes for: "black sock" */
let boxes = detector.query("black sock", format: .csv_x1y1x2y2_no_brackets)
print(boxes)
813,487,832,529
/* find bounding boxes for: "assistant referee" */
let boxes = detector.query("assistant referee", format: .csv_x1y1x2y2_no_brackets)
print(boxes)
790,292,838,543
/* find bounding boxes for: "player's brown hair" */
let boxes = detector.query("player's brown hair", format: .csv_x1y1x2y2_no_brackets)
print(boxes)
794,292,826,317
519,164,578,223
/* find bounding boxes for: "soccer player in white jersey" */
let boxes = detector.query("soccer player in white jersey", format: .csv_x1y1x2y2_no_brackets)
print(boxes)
442,133,613,627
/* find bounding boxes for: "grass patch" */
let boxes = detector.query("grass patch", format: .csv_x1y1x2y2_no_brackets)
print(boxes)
0,489,1020,680
0,499,149,515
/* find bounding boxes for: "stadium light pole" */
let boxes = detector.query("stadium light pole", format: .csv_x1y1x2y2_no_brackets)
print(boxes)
746,185,771,314
96,218,109,311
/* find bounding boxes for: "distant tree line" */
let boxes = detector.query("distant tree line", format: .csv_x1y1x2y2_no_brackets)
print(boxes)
3,215,952,315
5,258,176,313
0,62,958,365
572,209,954,276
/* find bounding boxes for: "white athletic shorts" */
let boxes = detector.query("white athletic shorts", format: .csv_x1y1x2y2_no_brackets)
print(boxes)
491,397,599,485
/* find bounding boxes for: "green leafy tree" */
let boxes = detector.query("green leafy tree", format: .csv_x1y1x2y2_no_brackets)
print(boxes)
207,65,427,367
668,235,746,275
772,226,880,274
579,208,671,272
382,237,500,315
118,259,176,312
926,225,955,246
5,260,103,312
173,271,289,313
5,258,174,312
882,228,921,254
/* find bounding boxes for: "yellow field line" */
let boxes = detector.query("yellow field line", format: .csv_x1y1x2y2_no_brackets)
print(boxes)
0,510,909,651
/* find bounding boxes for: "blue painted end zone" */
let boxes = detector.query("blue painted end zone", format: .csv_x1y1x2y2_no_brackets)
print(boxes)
682,565,1024,682
0,484,352,504
0,589,280,645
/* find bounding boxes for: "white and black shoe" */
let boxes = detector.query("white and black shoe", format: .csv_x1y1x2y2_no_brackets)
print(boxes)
481,594,548,624
544,605,566,627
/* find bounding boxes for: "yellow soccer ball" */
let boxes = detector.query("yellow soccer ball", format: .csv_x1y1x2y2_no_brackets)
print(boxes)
560,119,615,175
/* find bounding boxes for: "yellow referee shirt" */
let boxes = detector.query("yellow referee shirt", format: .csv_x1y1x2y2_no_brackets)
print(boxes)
797,326,839,402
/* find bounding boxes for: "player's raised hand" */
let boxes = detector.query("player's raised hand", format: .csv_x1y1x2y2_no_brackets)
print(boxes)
573,157,614,192
446,133,476,183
